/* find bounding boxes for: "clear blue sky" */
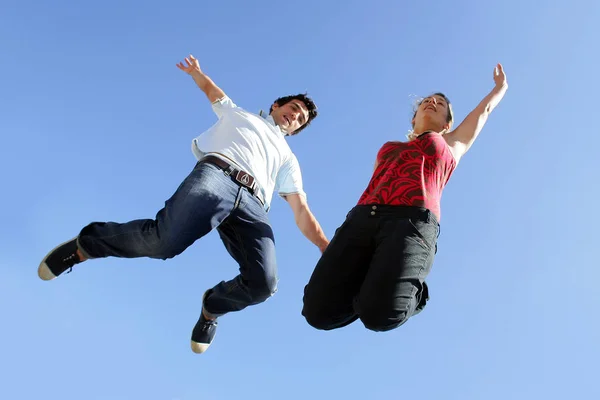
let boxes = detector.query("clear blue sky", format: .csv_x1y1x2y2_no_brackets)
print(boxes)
1,1,598,399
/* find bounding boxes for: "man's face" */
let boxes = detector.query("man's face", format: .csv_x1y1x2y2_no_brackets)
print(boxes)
271,100,310,134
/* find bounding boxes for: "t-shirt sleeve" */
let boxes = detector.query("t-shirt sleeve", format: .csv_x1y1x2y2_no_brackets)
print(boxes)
275,153,306,199
211,95,237,118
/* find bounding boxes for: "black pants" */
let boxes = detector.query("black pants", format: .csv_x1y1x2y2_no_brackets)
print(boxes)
302,205,440,332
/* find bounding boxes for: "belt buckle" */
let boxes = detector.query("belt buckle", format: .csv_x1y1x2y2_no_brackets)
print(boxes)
235,170,254,188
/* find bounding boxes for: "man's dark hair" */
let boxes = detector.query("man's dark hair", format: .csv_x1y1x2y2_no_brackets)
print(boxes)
269,93,318,135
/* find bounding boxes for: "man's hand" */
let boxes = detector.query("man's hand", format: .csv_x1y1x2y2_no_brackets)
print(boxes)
176,54,225,103
176,54,203,76
318,240,330,254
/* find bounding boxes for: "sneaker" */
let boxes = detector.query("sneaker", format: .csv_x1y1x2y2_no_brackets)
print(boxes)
38,238,83,281
190,291,218,354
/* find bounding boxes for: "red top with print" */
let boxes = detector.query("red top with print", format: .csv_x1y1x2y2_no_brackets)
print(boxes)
357,132,457,221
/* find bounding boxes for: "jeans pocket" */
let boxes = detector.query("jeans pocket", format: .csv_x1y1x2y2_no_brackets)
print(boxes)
407,218,437,251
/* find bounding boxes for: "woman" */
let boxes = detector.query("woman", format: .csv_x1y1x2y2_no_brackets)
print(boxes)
302,64,508,332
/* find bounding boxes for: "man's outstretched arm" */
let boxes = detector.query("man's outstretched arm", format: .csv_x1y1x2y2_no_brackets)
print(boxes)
177,54,226,103
285,193,329,253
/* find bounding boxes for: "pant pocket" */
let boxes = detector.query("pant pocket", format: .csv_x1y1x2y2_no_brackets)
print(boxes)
407,218,438,251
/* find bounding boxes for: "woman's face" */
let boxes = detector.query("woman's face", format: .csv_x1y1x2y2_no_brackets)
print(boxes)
412,95,451,132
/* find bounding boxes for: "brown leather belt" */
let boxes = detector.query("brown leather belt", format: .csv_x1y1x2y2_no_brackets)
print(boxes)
200,155,265,206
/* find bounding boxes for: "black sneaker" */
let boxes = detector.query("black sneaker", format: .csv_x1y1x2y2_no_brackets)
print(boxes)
190,291,218,354
38,238,83,281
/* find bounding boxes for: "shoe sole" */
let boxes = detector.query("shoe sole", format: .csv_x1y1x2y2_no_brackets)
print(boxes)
37,237,78,281
190,341,210,354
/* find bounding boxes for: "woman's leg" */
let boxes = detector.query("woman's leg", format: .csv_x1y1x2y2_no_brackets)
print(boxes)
356,211,439,332
302,208,376,330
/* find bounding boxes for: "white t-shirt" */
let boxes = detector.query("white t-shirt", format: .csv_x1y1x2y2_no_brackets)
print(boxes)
191,96,305,211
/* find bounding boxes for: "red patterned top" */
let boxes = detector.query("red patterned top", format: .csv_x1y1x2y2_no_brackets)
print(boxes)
357,132,457,221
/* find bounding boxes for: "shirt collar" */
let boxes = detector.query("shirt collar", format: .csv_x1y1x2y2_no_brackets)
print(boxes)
259,109,287,137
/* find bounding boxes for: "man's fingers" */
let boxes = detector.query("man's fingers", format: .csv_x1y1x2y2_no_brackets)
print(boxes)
176,62,193,73
176,56,200,73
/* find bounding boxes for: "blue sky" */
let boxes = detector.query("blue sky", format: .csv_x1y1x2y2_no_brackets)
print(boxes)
1,0,599,399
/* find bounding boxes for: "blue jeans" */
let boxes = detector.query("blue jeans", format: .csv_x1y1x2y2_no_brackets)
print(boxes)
77,161,277,317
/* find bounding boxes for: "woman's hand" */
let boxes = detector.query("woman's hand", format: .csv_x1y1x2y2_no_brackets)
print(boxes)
494,63,507,88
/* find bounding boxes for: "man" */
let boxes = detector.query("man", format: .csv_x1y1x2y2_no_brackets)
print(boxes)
38,54,329,354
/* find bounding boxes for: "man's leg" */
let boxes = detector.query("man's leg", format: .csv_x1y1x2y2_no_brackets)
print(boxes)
356,214,439,332
38,162,240,280
301,207,376,331
190,188,277,353
204,189,278,316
